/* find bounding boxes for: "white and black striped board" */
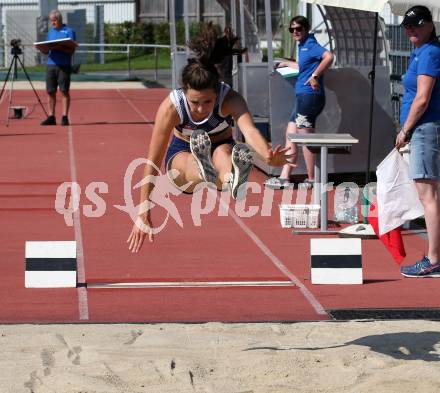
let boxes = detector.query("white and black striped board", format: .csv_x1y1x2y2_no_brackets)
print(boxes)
310,238,362,284
25,241,77,288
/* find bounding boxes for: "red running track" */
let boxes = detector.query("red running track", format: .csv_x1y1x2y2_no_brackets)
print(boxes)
0,88,437,323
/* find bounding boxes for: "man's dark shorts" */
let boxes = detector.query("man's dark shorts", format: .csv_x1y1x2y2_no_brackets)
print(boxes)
46,65,72,94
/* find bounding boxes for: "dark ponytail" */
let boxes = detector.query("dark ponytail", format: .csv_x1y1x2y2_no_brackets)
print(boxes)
181,22,246,92
181,58,220,92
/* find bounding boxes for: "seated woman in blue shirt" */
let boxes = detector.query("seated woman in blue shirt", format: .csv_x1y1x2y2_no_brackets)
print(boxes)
266,15,333,189
395,6,440,278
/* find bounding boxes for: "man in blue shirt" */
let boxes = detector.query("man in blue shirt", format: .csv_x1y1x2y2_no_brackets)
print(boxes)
40,10,77,126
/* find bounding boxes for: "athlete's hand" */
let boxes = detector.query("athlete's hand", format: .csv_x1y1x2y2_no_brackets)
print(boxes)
266,145,296,167
127,214,154,253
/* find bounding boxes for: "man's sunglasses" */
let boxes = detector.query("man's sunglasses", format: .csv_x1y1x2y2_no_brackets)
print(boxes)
289,26,304,33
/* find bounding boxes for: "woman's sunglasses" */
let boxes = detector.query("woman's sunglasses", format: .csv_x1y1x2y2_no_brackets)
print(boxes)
289,26,304,33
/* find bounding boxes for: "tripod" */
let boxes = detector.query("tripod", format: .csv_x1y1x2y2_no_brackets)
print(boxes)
0,45,48,126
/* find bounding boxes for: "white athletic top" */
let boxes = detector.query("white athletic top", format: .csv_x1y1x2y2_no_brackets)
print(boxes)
169,82,233,137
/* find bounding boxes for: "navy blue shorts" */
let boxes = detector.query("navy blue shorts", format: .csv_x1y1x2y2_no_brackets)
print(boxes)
289,93,326,129
165,135,236,169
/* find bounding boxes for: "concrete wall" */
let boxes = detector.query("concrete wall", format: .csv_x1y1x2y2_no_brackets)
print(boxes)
66,9,86,65
238,64,395,177
5,10,39,66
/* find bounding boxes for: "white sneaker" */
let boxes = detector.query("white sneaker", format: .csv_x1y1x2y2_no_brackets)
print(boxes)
189,130,218,184
229,143,253,200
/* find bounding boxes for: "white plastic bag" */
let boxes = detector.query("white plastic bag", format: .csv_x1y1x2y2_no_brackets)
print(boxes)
376,149,424,236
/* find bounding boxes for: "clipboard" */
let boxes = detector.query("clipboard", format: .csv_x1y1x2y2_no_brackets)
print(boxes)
34,38,77,52
275,66,299,78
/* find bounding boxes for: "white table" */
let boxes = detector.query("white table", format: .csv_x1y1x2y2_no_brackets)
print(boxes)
288,133,359,234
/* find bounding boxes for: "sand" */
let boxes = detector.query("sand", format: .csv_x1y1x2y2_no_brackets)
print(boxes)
1,320,440,393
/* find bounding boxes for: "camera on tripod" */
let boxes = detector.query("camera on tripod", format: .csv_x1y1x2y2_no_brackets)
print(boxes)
1,37,48,126
10,39,23,56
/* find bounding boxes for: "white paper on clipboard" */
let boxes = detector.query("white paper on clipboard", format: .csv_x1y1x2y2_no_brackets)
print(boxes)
34,38,77,52
275,66,299,78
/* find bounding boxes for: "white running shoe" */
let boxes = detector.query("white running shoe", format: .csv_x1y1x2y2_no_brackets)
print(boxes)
189,129,218,185
230,143,253,200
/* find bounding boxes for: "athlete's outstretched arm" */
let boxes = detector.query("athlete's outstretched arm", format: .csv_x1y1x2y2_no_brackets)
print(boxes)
223,90,293,167
127,96,179,252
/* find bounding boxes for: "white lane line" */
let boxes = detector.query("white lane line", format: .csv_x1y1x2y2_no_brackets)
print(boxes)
216,193,327,316
87,280,294,289
68,124,89,320
0,88,7,105
117,90,326,316
116,88,152,123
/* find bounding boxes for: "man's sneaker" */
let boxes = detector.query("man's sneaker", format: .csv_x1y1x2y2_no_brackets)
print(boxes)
229,143,253,200
61,116,70,126
41,116,56,126
400,256,440,278
189,129,218,184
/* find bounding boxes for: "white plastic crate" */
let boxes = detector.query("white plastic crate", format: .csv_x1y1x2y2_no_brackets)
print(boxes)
307,204,321,228
279,204,308,228
279,204,321,229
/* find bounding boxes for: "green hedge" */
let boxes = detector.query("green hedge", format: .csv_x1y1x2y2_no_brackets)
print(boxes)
104,20,222,49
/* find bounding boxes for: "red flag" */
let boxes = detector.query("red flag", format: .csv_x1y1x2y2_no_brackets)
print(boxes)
368,201,406,264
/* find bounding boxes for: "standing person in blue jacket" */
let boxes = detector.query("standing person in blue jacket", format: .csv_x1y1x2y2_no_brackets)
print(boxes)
40,9,77,126
395,6,440,278
265,15,333,189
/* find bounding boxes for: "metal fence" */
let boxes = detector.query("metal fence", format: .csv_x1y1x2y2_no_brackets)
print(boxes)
386,24,412,124
0,0,136,66
1,0,135,25
74,43,174,80
0,42,182,84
